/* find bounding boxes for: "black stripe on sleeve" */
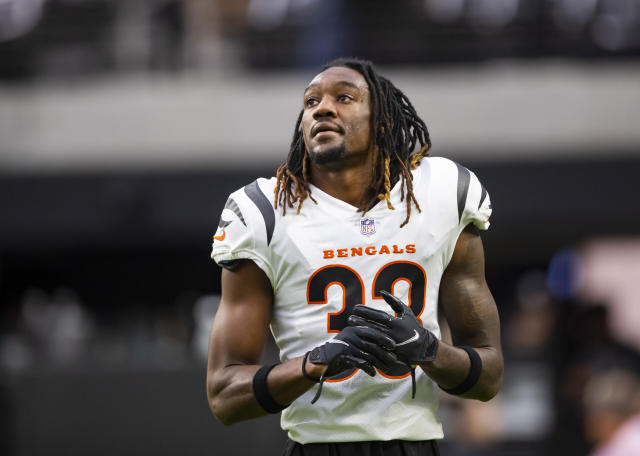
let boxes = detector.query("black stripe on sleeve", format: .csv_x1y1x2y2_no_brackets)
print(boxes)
244,180,275,246
455,163,471,222
218,259,241,271
478,185,487,210
224,197,246,227
218,219,232,229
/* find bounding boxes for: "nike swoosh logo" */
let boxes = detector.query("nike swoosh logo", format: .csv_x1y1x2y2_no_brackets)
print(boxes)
396,330,419,346
327,339,349,347
213,230,226,241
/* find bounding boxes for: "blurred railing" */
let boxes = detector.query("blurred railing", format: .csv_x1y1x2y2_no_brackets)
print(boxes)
1,0,640,79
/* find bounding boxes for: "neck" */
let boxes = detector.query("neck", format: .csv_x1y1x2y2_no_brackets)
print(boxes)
309,153,374,209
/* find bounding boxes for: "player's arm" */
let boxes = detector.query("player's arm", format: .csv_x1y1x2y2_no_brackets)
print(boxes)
349,225,503,401
206,259,326,425
207,259,397,423
423,225,503,401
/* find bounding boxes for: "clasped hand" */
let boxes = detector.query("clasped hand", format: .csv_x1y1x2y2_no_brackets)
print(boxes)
309,290,438,379
348,290,439,366
308,325,397,378
306,290,438,403
306,325,397,403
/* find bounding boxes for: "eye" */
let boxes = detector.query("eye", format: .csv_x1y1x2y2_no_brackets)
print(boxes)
337,94,353,103
304,97,318,108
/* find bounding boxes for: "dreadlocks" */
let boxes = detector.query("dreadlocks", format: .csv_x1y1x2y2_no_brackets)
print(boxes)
274,57,431,227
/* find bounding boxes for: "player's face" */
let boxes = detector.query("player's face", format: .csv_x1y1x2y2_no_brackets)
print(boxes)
301,66,371,165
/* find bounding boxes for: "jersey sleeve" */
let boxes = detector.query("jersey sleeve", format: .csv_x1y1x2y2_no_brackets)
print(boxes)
210,180,275,285
462,170,492,231
425,157,492,232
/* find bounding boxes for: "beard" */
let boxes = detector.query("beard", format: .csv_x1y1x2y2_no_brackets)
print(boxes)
309,143,346,165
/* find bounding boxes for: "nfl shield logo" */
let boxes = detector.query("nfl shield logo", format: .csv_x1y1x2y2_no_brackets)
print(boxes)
360,218,376,236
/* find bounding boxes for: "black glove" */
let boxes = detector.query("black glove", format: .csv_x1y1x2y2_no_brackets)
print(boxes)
307,325,397,403
347,290,439,398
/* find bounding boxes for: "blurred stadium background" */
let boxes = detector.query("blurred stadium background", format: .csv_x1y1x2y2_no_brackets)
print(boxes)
1,1,640,455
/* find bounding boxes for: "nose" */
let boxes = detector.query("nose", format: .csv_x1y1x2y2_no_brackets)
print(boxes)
313,96,337,119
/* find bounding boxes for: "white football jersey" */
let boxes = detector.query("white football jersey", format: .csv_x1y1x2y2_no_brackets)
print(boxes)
211,157,491,443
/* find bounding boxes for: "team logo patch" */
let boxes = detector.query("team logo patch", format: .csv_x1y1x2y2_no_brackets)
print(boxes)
360,218,376,236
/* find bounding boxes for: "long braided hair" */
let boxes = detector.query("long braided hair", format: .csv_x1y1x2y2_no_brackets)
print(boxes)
274,57,431,227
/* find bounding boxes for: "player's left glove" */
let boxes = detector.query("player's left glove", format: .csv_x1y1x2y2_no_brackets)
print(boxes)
347,290,439,397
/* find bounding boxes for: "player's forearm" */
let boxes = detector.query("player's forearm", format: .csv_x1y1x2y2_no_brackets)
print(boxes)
266,356,327,404
207,364,266,425
207,357,323,425
419,341,503,401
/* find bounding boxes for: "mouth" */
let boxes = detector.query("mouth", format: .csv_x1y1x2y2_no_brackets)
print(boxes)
312,122,343,138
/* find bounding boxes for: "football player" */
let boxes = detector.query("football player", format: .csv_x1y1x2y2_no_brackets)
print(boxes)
207,58,503,456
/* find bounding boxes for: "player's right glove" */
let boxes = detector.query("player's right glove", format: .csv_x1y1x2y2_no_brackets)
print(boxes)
307,325,397,403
